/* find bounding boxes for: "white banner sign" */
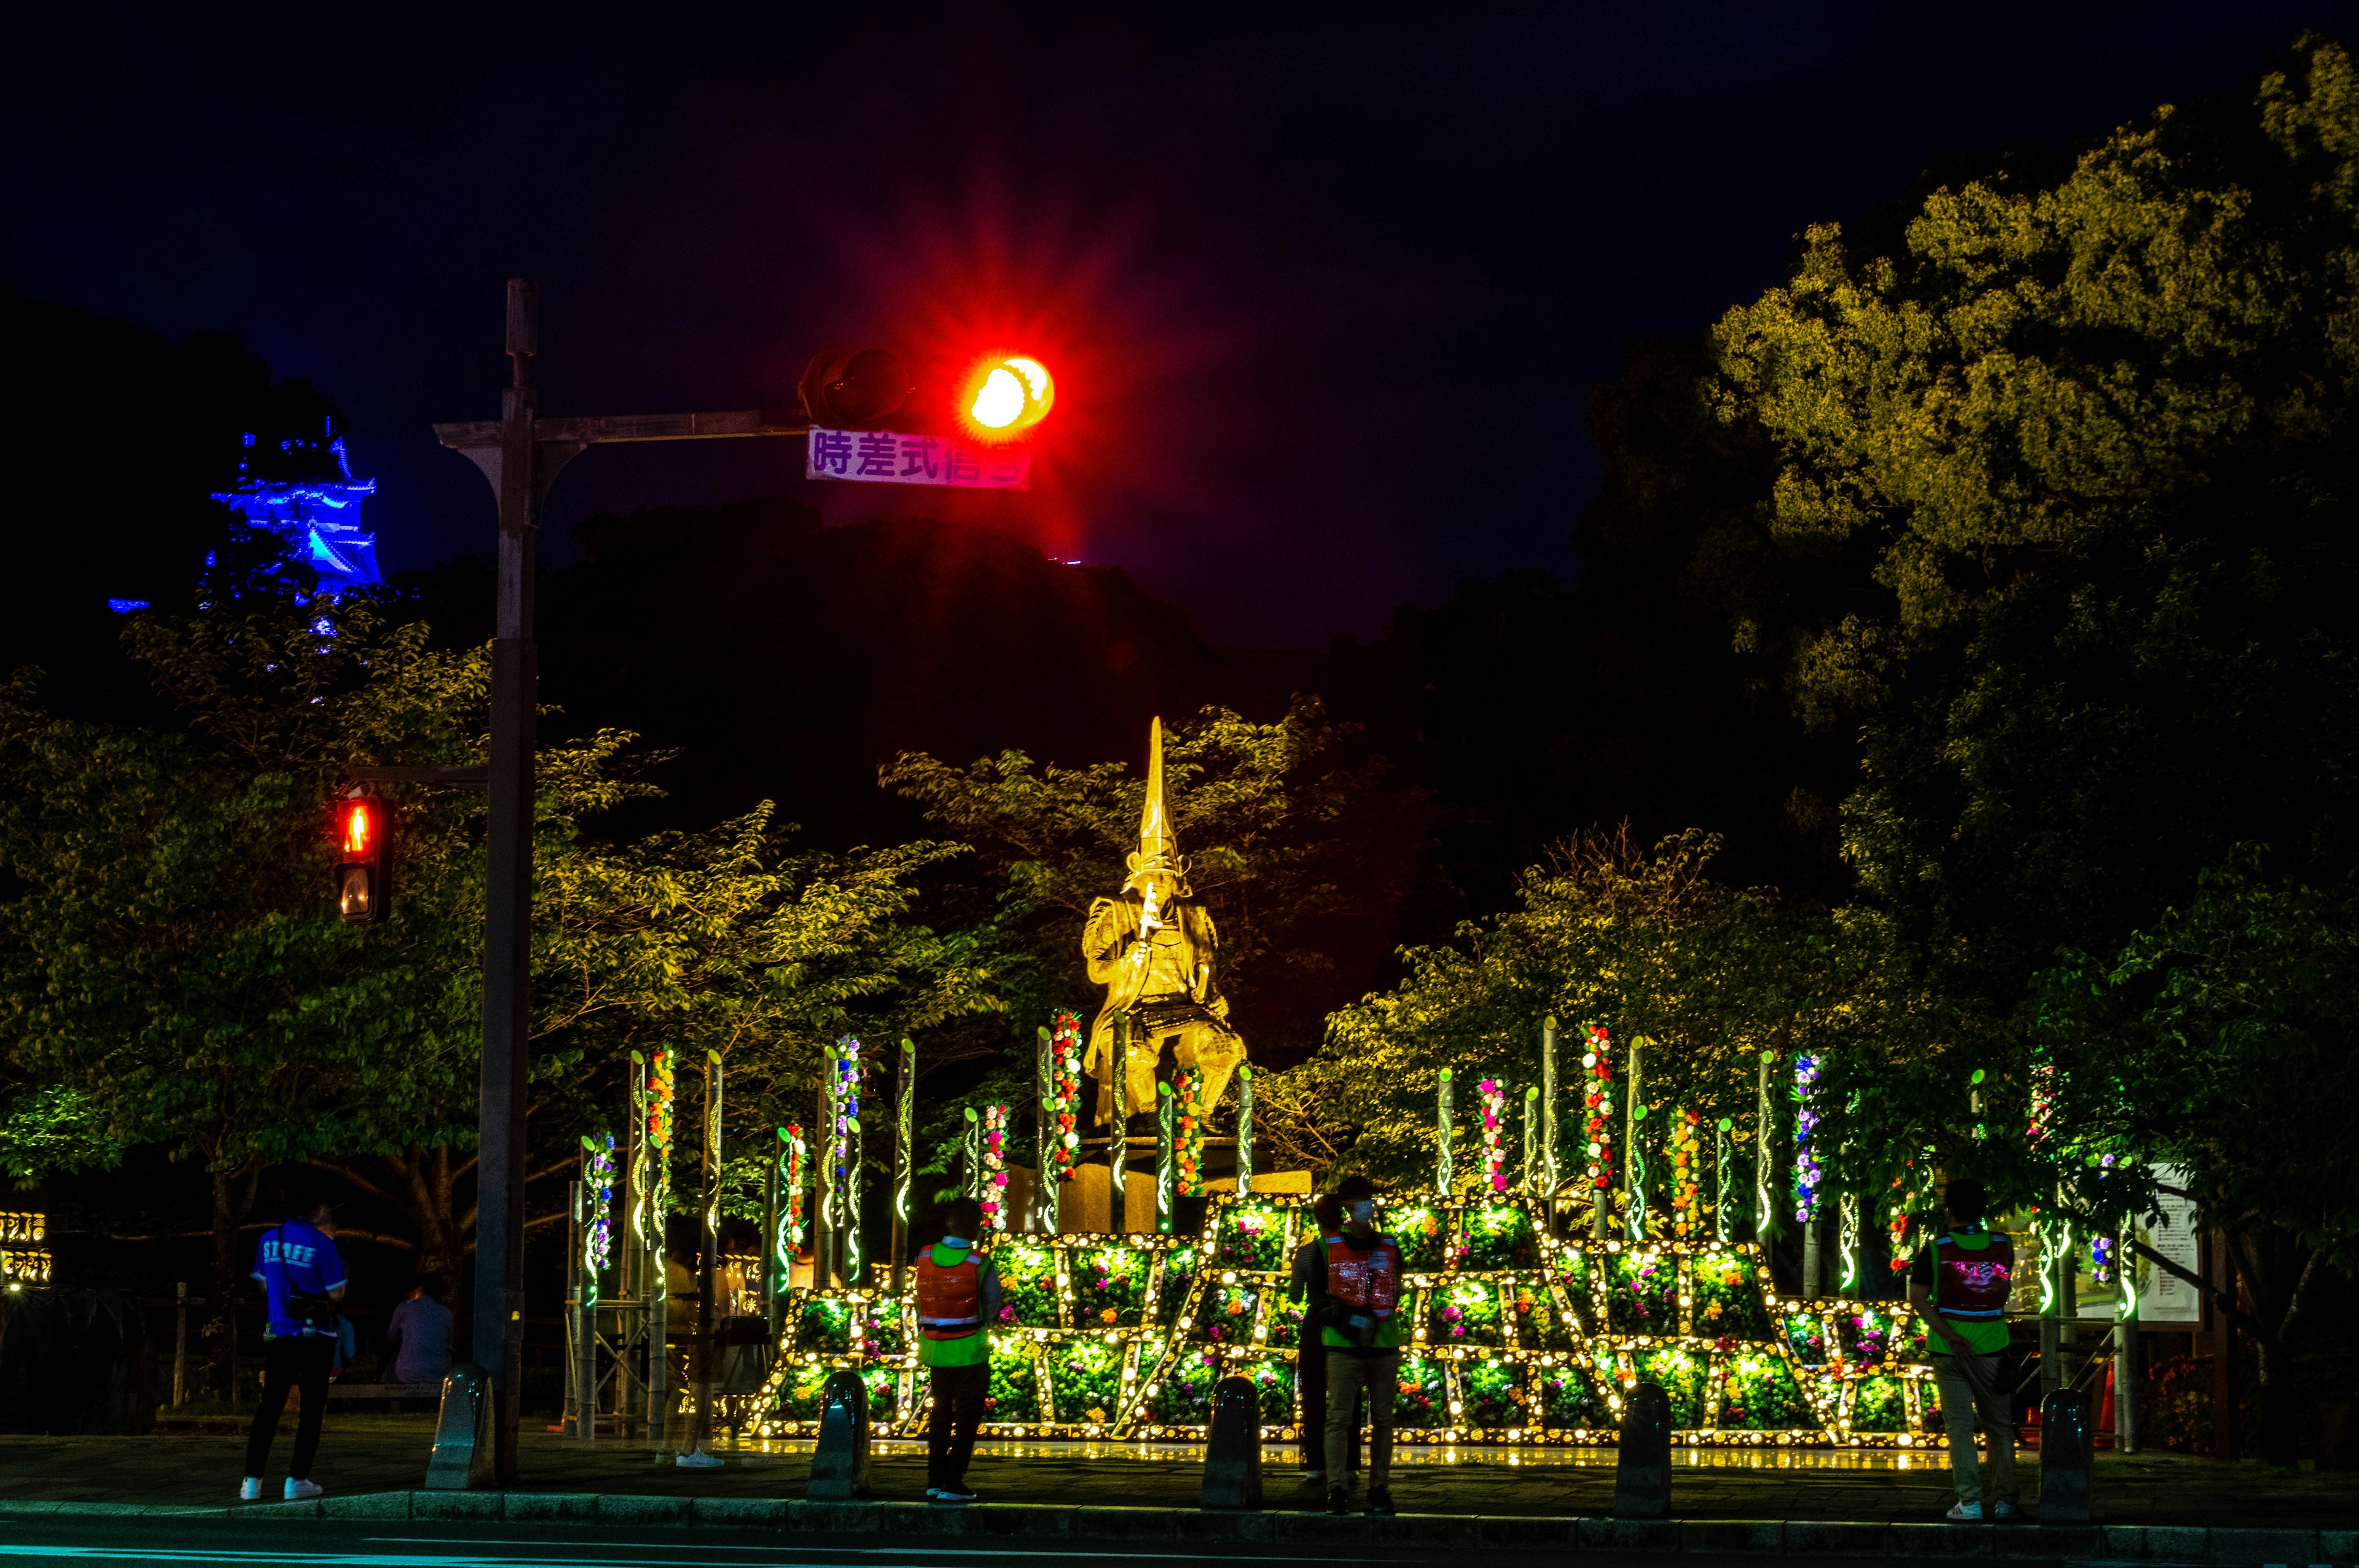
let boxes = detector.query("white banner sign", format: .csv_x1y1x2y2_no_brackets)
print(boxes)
805,427,1030,490
2137,1164,2204,1324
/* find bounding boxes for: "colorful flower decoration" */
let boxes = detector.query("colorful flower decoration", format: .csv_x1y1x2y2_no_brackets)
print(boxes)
982,1102,1009,1232
1174,1069,1206,1197
581,1133,615,1305
1670,1106,1702,1238
1792,1053,1822,1223
646,1049,675,1219
1477,1077,1509,1192
1049,1012,1084,1185
780,1123,807,1255
1582,1024,1616,1196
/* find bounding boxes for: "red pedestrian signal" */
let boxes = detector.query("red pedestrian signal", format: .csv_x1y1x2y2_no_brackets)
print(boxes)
337,794,393,924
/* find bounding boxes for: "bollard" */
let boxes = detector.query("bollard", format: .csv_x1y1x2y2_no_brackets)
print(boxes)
806,1369,873,1500
2038,1387,2095,1523
1613,1382,1673,1518
1202,1375,1264,1509
423,1363,495,1490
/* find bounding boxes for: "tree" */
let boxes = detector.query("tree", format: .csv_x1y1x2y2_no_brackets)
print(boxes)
1698,33,2359,1459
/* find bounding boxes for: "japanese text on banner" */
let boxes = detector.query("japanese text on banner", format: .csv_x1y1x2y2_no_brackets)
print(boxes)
805,428,1030,490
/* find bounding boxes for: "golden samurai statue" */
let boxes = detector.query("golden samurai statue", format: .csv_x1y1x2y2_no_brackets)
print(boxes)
1082,717,1248,1126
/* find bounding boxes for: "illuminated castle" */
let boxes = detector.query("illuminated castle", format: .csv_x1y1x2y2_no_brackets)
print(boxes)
209,421,381,593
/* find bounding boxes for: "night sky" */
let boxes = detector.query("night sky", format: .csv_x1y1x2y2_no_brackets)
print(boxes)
9,1,2355,647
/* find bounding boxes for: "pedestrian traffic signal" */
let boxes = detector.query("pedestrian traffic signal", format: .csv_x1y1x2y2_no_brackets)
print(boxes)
336,793,393,924
957,354,1054,439
797,348,913,427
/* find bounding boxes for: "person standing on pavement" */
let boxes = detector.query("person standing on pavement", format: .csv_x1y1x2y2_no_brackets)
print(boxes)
240,1192,347,1502
915,1196,1003,1505
1319,1175,1401,1516
1906,1177,2021,1522
1288,1194,1345,1486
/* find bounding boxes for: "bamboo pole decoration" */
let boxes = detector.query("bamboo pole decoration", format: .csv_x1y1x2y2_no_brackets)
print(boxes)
982,1103,1009,1233
1624,1040,1647,1243
1541,1016,1559,1217
1714,1117,1735,1244
1156,1082,1175,1233
962,1106,981,1199
1585,1024,1614,1241
774,1125,803,1306
1035,1025,1054,1233
1109,1012,1129,1236
893,1039,914,1281
816,1046,838,1285
1755,1050,1775,1241
1522,1086,1540,1196
1235,1065,1255,1197
834,1039,866,1287
1436,1067,1455,1195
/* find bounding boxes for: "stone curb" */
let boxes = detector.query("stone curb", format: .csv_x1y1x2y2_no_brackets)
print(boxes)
1,1496,2349,1564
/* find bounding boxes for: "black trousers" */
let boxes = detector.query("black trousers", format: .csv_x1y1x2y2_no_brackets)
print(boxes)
927,1362,988,1489
244,1335,335,1480
1296,1318,1361,1472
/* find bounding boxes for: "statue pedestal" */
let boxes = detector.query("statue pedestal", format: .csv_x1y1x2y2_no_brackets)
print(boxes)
1048,1164,1157,1234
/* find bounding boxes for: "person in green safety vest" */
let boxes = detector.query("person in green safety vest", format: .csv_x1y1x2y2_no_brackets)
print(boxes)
1313,1174,1401,1517
1906,1177,2021,1522
914,1196,1003,1504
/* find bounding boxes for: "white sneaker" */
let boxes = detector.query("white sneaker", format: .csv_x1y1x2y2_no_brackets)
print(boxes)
675,1448,724,1469
1946,1500,1982,1522
238,1478,261,1502
284,1479,323,1501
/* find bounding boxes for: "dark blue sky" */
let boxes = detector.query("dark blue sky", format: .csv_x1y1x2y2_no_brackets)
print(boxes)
9,1,2353,646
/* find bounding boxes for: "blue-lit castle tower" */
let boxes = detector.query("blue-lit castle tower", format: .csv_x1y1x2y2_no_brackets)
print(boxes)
210,422,382,592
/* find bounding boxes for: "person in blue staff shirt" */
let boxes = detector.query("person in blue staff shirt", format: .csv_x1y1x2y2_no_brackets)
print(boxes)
240,1190,347,1502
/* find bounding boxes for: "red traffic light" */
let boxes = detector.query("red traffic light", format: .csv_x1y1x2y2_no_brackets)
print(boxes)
336,794,393,924
957,354,1054,440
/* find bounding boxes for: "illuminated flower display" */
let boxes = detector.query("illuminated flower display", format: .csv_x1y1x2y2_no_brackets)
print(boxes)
1050,1338,1124,1425
997,1244,1060,1327
1669,1107,1702,1238
581,1133,616,1295
1174,1069,1206,1197
1477,1077,1509,1192
1382,1204,1447,1271
1430,1279,1504,1346
1465,1199,1539,1269
1582,1024,1616,1197
1792,1053,1822,1223
1215,1203,1284,1271
1463,1357,1527,1427
985,1342,1041,1422
1605,1250,1675,1333
1049,1012,1084,1185
981,1102,1009,1233
1071,1245,1147,1327
1391,1355,1447,1426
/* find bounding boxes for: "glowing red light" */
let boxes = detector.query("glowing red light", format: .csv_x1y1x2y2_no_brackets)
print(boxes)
343,802,375,856
958,353,1054,440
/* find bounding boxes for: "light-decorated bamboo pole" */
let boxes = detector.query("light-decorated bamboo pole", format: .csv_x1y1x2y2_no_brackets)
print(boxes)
1541,1015,1559,1226
1623,1039,1647,1243
1436,1067,1455,1194
1235,1064,1256,1197
1156,1082,1175,1233
892,1039,914,1285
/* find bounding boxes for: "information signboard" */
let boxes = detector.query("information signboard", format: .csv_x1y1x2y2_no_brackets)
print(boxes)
805,427,1030,490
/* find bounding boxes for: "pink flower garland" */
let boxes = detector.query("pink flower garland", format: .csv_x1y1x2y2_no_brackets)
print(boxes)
1478,1077,1509,1192
982,1102,1009,1232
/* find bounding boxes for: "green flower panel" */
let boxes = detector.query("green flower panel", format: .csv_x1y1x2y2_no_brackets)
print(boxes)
1463,1203,1539,1269
1691,1250,1771,1339
1633,1346,1707,1427
856,1300,906,1360
1246,1357,1294,1422
1149,1347,1222,1425
1606,1251,1678,1335
1391,1354,1449,1429
985,1338,1041,1424
1852,1374,1907,1432
1195,1281,1261,1346
1837,1307,1896,1371
1506,1274,1567,1349
1048,1338,1125,1425
794,1296,852,1354
1899,1309,1931,1363
782,1358,832,1419
1071,1244,1148,1328
1382,1205,1447,1273
1461,1357,1528,1428
1538,1362,1608,1429
1157,1250,1198,1326
1782,1311,1829,1365
1428,1278,1504,1348
1269,1287,1307,1336
995,1244,1060,1329
861,1365,899,1421
1215,1204,1286,1273
1718,1351,1810,1429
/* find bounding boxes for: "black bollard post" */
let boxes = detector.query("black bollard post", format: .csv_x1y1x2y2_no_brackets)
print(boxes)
807,1369,873,1500
1613,1382,1673,1519
423,1363,495,1490
1203,1375,1265,1509
2038,1387,2094,1523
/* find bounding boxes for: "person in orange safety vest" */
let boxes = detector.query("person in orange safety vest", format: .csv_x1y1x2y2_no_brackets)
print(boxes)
915,1195,1003,1504
1312,1174,1401,1518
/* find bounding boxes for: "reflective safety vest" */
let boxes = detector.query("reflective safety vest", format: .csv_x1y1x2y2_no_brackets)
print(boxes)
916,1249,982,1340
1934,1231,2014,1319
1323,1233,1402,1317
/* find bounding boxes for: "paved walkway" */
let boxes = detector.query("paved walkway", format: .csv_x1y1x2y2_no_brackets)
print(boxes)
3,1417,2354,1527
